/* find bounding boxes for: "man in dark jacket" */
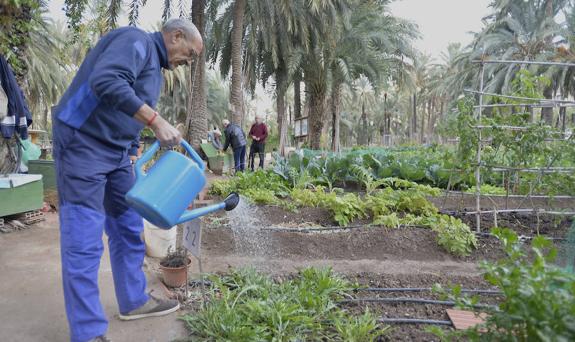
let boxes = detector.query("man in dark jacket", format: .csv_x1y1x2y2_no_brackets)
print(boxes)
52,19,202,342
222,119,247,172
248,114,268,171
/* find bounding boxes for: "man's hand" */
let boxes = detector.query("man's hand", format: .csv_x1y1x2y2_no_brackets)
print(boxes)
150,115,182,147
134,104,181,147
129,155,138,164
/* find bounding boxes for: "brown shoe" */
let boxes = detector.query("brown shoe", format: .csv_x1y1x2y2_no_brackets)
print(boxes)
118,294,180,321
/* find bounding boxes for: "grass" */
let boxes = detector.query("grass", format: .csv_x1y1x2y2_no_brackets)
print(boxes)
181,267,388,341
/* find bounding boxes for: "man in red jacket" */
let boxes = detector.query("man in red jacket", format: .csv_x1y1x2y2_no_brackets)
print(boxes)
248,114,268,171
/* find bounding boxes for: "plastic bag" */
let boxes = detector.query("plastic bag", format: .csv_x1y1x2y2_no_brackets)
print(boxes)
20,139,41,166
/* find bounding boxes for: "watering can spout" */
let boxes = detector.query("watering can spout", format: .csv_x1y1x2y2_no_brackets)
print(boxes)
224,192,240,211
176,192,240,224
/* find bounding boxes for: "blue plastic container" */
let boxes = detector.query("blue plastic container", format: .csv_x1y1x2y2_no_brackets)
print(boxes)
126,140,227,229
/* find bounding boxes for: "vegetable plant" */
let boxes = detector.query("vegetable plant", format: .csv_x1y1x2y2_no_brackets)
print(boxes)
431,228,575,341
181,267,387,341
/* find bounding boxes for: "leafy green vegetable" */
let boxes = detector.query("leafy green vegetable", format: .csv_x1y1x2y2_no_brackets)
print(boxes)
182,267,387,341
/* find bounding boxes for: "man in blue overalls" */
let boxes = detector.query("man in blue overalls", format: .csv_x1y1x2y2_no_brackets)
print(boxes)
52,18,203,342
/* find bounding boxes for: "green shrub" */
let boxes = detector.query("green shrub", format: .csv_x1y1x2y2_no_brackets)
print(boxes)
322,192,367,226
431,215,477,257
431,228,575,341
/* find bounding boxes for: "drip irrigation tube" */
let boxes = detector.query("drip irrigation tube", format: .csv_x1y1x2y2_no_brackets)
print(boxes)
261,224,370,233
378,318,452,326
340,297,495,309
261,224,431,233
261,225,567,242
474,231,567,242
357,287,502,295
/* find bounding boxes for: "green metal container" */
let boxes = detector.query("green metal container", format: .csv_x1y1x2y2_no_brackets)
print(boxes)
200,143,234,175
28,159,56,191
0,174,44,217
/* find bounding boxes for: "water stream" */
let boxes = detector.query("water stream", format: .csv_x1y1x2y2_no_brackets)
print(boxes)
225,196,272,256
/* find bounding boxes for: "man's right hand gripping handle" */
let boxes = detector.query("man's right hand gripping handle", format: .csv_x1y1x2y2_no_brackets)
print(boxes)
134,104,182,147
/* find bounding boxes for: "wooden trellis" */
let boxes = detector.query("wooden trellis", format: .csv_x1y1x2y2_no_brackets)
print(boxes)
464,59,575,232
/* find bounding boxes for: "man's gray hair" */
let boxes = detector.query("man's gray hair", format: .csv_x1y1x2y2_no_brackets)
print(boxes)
162,18,200,40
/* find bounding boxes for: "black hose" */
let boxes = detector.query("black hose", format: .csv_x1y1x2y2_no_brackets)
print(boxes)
378,318,452,326
357,287,502,295
262,225,567,242
339,297,496,309
475,231,566,241
261,224,428,233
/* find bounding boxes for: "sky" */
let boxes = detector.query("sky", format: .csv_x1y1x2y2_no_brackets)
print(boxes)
48,0,494,59
388,0,492,59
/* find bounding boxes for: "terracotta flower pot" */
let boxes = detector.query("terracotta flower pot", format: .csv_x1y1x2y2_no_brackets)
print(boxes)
160,257,192,288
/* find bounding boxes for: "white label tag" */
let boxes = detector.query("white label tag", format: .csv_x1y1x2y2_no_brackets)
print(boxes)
183,219,202,258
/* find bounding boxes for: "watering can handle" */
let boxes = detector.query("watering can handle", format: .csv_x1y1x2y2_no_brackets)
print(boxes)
134,139,206,181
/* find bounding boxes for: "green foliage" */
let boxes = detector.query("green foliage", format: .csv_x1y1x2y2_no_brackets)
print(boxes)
290,187,366,226
434,228,575,341
332,309,387,342
465,184,507,195
242,188,280,205
322,192,367,227
182,267,387,341
0,0,41,75
431,215,478,257
209,170,290,205
213,169,477,255
372,213,401,229
290,188,322,207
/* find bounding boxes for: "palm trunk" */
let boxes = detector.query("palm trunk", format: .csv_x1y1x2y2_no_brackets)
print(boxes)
419,100,426,143
294,71,302,120
43,107,49,130
331,81,342,152
427,100,434,139
186,0,208,149
230,0,246,125
276,67,288,156
306,77,326,150
541,87,554,124
361,101,367,146
412,93,417,141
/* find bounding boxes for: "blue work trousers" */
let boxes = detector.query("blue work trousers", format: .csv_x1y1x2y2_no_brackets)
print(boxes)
53,119,148,342
233,145,246,173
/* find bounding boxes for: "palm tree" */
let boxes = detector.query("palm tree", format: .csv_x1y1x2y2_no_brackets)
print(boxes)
25,19,70,130
185,0,210,148
328,0,417,151
229,0,246,125
301,0,351,149
464,0,569,123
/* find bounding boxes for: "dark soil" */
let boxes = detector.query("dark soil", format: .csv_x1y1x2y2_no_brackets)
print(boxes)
255,205,572,240
202,223,504,263
259,205,337,226
451,211,573,238
203,205,571,264
344,273,500,342
159,248,189,268
194,192,571,341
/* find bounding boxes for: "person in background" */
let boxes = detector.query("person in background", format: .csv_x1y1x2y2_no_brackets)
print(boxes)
207,127,223,150
222,119,246,172
248,114,268,171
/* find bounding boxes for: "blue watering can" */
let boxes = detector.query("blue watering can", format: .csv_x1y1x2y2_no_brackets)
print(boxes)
126,139,239,229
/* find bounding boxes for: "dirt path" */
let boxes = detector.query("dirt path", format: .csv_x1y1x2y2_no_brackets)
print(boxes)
193,255,480,277
0,213,187,342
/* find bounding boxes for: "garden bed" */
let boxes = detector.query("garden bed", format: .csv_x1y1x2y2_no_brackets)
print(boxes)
202,219,505,263
348,272,499,341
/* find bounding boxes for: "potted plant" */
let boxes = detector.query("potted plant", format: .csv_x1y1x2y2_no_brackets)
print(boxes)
159,247,191,288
